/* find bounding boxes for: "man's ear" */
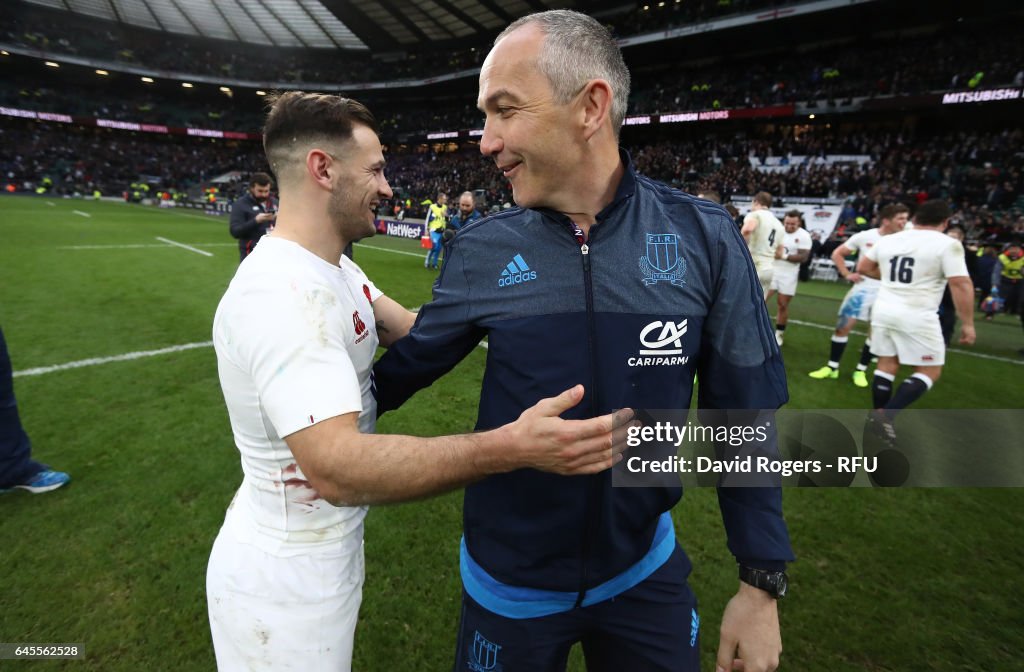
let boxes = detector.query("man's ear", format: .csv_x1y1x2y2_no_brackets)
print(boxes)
580,79,613,141
306,149,334,190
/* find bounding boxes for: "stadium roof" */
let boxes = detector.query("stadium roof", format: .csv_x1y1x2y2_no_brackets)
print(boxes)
21,0,580,50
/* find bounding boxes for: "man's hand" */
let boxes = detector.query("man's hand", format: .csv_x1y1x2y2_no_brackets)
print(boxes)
716,582,781,672
959,323,976,345
255,212,276,224
500,385,634,476
846,272,863,283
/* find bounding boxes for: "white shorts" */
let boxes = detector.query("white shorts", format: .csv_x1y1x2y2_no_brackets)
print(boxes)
869,319,945,366
770,270,799,296
838,283,880,322
757,266,774,298
207,508,365,671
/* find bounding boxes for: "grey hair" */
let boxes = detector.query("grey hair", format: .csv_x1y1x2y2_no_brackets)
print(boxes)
496,10,631,136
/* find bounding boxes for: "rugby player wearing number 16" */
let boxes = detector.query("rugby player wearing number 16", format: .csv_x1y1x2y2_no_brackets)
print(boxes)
856,199,976,442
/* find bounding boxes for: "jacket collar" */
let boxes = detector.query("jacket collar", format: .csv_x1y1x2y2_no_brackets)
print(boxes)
535,148,636,230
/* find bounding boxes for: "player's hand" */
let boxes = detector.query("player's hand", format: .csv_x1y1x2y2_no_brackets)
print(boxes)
846,272,863,283
255,212,275,223
503,385,635,476
959,324,976,345
716,583,781,672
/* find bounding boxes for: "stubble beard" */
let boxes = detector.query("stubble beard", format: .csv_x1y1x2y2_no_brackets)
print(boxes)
327,180,375,244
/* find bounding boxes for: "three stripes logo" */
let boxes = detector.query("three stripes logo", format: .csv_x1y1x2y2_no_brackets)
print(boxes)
498,254,537,288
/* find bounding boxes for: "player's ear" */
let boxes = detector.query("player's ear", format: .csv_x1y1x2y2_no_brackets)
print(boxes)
306,149,334,191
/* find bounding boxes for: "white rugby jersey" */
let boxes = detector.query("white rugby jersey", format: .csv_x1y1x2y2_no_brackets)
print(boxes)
213,237,381,555
774,227,813,274
844,228,883,287
864,228,969,326
747,209,785,271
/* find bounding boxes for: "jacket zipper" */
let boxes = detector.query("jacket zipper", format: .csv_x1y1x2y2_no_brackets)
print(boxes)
574,237,601,608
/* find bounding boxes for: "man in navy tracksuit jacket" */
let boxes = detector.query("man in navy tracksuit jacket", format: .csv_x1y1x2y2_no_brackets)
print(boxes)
374,11,793,672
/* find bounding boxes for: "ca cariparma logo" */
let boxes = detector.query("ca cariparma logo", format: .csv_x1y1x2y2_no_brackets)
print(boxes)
640,233,687,286
628,320,689,366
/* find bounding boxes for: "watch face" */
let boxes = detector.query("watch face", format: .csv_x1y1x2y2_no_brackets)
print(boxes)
775,574,788,598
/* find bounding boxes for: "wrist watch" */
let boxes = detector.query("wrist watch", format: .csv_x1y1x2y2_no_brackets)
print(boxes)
739,565,788,599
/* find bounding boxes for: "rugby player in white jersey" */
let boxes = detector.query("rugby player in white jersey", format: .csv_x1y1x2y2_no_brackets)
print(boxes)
742,191,785,298
207,91,630,671
808,203,910,387
766,210,813,345
857,199,976,441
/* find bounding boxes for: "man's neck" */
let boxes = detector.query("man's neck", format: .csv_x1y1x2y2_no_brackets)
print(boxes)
271,201,346,267
560,150,625,236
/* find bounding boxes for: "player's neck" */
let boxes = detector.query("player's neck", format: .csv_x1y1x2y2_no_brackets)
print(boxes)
271,200,345,267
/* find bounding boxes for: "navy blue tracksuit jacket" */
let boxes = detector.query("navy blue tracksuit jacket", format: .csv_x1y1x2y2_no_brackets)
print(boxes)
374,153,794,618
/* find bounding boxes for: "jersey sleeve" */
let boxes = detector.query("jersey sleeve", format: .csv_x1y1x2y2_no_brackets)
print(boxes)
863,236,880,262
942,239,970,279
845,231,865,254
341,256,383,301
797,229,812,251
227,280,364,438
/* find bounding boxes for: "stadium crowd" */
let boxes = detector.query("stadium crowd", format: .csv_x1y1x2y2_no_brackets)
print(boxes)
6,1,816,86
6,1,1022,126
4,115,1021,248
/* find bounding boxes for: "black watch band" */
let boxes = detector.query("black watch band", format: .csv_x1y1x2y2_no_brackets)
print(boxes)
738,565,788,599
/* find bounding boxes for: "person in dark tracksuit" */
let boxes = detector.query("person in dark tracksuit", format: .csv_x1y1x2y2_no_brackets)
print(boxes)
229,172,276,262
374,11,793,672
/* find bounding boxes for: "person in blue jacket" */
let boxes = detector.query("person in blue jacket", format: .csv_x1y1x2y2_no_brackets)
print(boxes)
374,10,793,672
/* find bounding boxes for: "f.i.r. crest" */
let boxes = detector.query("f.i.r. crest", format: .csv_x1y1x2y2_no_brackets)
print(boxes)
468,631,501,671
640,233,687,286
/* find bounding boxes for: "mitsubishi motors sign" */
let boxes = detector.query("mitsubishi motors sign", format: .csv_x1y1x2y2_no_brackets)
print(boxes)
941,88,1022,105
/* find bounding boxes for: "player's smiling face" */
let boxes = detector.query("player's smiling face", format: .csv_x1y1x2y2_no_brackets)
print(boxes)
477,25,582,210
327,124,392,243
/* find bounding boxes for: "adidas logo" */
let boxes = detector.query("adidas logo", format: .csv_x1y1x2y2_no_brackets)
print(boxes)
498,254,537,287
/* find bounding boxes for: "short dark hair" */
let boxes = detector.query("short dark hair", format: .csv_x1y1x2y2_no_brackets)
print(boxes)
784,209,804,223
914,200,952,226
947,223,966,237
879,202,910,221
249,172,273,188
753,191,773,208
262,91,378,184
698,190,721,204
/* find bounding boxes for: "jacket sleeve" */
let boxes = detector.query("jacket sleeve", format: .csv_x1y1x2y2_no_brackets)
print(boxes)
697,211,795,571
373,236,487,414
229,198,260,239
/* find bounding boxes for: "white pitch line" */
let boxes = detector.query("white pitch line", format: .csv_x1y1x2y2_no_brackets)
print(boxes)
13,341,213,378
58,243,236,250
46,201,55,207
72,210,92,218
61,244,174,250
155,236,214,257
165,211,224,222
786,318,1023,366
354,242,428,259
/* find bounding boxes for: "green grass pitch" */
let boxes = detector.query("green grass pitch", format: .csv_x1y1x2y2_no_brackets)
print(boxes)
1,196,1022,670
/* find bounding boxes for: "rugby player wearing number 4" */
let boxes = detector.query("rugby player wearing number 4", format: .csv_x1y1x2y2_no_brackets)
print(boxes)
742,191,785,299
856,199,976,442
808,203,910,387
766,210,812,346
